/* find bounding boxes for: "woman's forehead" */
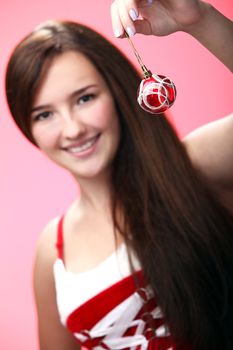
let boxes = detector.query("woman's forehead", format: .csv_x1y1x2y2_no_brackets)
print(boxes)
32,51,106,107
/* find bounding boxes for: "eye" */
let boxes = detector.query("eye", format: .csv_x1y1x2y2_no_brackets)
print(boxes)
32,111,52,122
78,94,95,105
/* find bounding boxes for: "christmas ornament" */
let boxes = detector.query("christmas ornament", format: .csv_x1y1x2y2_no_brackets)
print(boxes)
126,33,177,114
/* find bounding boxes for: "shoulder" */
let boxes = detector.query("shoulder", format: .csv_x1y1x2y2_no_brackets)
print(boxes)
33,216,61,299
34,216,60,267
183,113,233,146
33,216,81,349
183,113,233,189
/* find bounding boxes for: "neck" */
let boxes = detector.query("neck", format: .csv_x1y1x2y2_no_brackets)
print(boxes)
72,170,113,215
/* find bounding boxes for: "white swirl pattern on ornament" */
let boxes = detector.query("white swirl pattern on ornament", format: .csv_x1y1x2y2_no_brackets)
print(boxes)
137,74,176,113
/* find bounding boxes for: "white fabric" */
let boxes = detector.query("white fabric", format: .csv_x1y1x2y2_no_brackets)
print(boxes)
53,242,173,350
53,243,141,325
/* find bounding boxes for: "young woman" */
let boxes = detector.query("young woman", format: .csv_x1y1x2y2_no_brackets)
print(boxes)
5,0,233,349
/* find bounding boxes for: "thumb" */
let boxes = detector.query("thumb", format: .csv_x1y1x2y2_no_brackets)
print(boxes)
134,18,152,35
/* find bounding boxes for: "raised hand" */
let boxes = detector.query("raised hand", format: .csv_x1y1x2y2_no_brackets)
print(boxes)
111,0,206,37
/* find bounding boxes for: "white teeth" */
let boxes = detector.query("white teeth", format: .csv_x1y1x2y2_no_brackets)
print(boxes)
68,137,98,154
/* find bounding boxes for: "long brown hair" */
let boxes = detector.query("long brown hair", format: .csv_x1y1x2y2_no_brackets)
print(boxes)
5,20,233,349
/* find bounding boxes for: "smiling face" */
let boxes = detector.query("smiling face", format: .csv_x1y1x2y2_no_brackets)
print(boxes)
30,51,120,180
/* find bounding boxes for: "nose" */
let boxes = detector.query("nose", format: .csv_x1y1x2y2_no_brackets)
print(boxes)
61,111,86,139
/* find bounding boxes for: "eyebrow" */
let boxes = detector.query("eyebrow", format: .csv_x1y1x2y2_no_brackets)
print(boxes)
30,84,98,113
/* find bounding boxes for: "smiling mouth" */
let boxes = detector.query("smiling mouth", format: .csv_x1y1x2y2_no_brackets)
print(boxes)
66,134,100,155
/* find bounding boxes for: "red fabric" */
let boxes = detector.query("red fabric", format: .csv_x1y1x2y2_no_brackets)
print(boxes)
66,273,177,350
67,270,145,332
55,216,191,349
56,215,64,261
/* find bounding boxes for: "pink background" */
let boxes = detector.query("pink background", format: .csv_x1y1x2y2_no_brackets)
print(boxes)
0,1,232,349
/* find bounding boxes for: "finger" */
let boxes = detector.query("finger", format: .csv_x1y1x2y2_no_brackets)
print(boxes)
111,0,140,38
111,1,124,38
117,0,137,37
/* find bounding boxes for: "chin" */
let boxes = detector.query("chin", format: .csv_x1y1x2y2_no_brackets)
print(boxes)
71,163,111,180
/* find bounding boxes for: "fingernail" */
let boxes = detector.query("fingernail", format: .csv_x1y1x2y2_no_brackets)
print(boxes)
126,26,135,37
129,9,138,21
114,29,122,37
148,0,153,4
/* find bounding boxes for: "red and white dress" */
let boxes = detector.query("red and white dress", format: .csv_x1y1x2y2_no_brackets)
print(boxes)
53,216,180,350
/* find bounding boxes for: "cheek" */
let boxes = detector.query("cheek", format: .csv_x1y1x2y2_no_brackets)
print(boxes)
88,96,118,130
31,124,59,151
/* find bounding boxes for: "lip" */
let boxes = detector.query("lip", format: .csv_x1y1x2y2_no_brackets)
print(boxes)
62,134,100,149
63,134,100,158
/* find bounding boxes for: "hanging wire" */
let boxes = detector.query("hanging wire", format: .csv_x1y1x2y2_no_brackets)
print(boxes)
125,32,151,78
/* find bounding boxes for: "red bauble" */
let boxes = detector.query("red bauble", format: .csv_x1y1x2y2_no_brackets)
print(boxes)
137,74,177,114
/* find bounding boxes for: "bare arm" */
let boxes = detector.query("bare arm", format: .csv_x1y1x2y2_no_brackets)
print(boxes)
184,113,233,191
185,3,233,72
33,218,80,350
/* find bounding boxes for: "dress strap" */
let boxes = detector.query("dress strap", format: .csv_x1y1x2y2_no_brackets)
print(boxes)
56,215,64,261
